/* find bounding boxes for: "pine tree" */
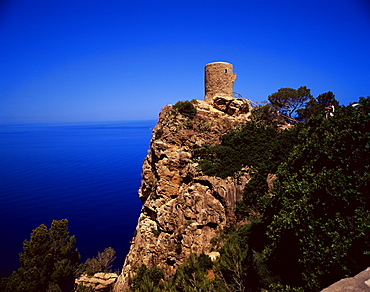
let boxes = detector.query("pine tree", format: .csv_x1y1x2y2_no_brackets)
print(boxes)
1,219,81,292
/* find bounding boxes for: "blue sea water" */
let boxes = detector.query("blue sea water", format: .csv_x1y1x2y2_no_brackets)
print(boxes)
0,120,156,278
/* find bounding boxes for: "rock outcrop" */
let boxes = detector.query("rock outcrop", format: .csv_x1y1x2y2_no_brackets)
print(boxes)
321,267,370,292
114,97,251,291
76,273,118,292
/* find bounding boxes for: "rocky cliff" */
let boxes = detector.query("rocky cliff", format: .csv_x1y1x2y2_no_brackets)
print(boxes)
76,273,118,291
114,96,251,291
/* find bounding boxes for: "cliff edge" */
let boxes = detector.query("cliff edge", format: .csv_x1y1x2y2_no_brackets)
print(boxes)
114,97,251,291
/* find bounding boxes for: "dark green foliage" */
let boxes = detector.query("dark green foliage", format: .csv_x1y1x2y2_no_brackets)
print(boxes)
167,253,221,291
195,122,298,179
0,219,80,292
250,103,285,128
268,86,313,117
197,253,213,271
83,247,116,276
236,172,270,219
297,91,337,120
266,284,304,292
173,100,197,119
195,144,241,178
75,284,94,292
131,264,164,292
129,254,220,291
217,223,277,292
220,124,278,174
264,97,370,290
218,225,251,292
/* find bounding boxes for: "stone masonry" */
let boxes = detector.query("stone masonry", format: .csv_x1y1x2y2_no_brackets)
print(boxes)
204,61,237,103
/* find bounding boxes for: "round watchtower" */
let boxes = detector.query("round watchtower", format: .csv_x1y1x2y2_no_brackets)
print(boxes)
204,62,237,103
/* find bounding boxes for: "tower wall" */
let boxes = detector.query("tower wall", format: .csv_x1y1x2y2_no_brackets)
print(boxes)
204,62,236,103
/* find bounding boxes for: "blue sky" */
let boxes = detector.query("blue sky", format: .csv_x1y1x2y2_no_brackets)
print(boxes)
1,0,369,124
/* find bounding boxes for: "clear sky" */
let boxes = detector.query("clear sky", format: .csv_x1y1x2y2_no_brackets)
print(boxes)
1,0,369,124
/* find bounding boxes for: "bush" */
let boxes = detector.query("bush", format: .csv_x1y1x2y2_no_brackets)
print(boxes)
236,172,270,219
83,247,116,276
130,264,164,292
250,104,285,127
173,101,197,119
167,254,221,291
194,121,299,178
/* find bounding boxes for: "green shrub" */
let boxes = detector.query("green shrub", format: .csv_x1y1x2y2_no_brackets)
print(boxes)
83,247,116,276
236,172,271,219
131,264,164,292
167,254,221,291
250,104,285,127
173,101,197,119
194,121,299,178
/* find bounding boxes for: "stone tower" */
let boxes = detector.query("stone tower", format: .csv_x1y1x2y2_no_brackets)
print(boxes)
204,61,237,103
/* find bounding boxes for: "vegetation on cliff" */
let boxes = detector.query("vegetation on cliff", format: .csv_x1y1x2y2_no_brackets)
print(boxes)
194,121,298,179
128,95,370,292
172,100,197,119
265,97,370,290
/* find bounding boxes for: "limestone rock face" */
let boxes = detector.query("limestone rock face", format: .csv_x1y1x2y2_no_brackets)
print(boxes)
114,99,251,291
211,95,250,116
75,273,118,292
321,267,370,292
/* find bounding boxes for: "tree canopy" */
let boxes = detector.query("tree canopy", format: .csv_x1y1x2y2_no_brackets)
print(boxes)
1,219,80,292
297,91,337,120
268,86,313,118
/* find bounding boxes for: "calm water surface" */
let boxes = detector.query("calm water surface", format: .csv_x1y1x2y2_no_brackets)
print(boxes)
0,120,155,278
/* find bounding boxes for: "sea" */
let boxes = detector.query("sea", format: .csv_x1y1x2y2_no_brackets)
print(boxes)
0,120,156,278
